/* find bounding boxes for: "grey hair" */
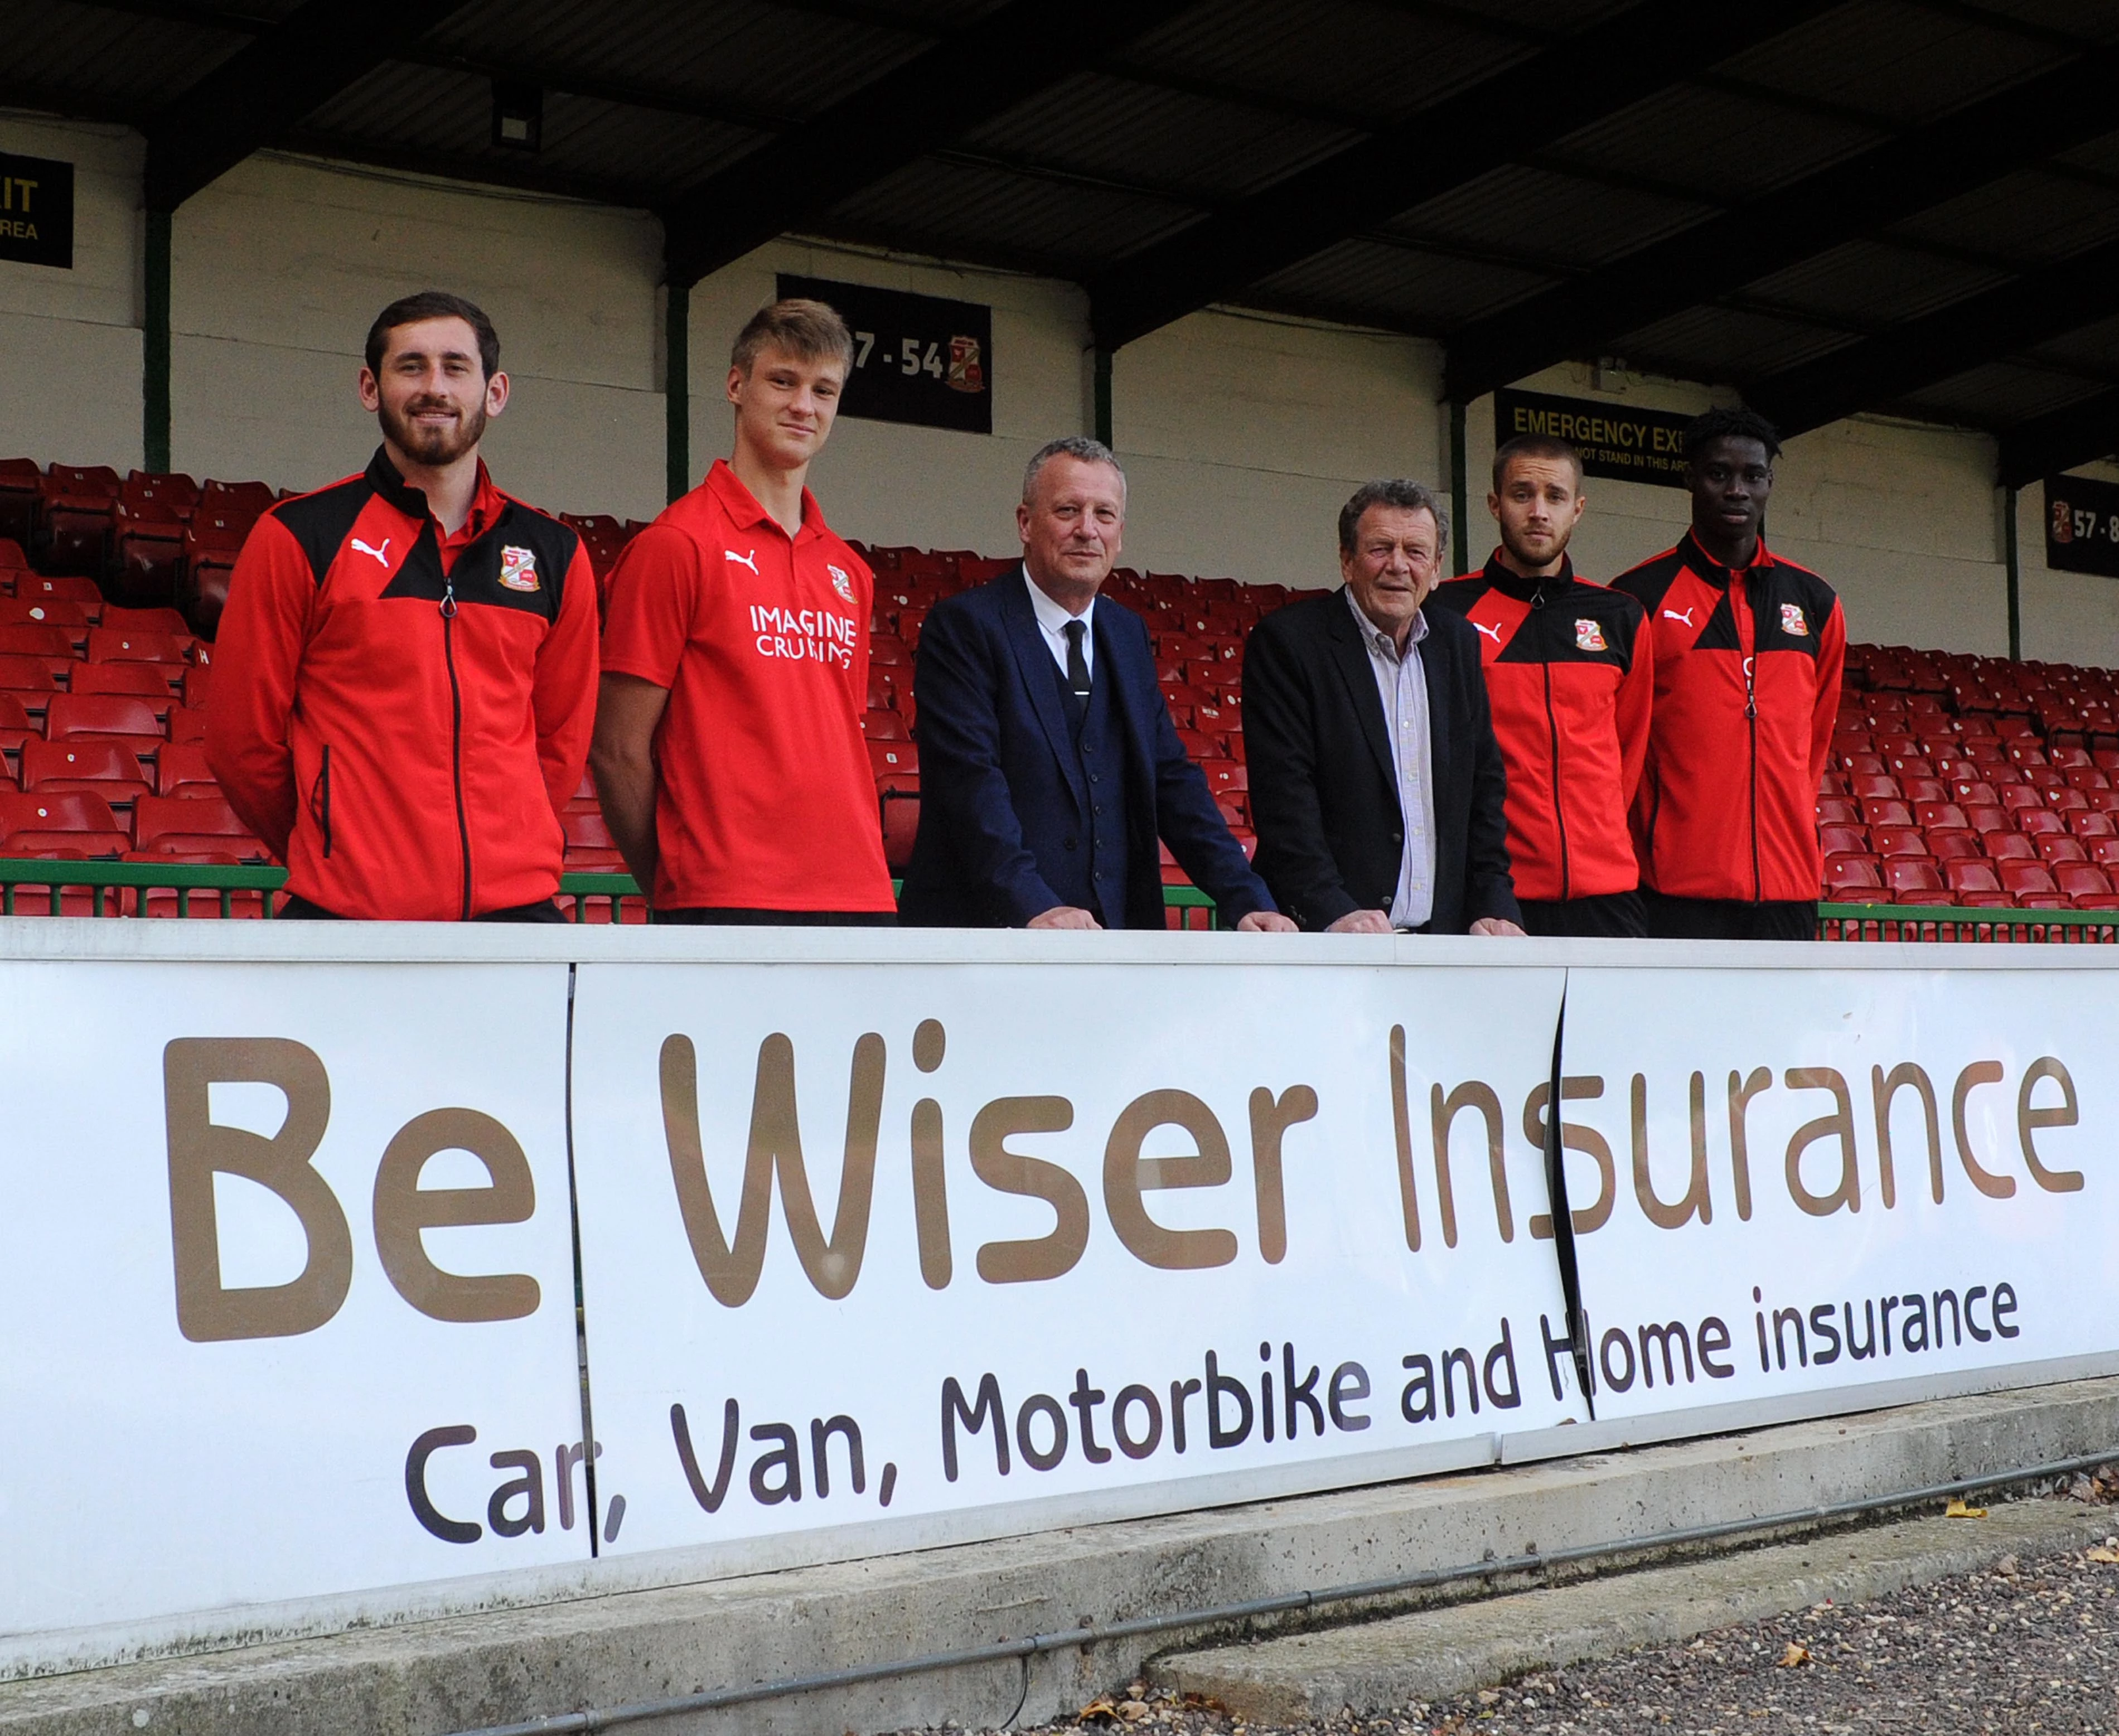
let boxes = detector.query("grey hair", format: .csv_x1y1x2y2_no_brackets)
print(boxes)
1022,435,1126,505
1338,478,1449,555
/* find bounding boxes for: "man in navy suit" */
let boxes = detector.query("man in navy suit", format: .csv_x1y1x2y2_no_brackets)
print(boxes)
899,437,1294,932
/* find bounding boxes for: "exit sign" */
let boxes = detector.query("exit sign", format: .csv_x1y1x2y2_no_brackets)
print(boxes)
0,152,73,269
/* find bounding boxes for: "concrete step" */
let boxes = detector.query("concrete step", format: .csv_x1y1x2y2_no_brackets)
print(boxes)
3,1378,2117,1736
1153,1496,2119,1723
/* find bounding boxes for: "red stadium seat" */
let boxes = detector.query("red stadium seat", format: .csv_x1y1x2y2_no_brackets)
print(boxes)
1860,799,1913,829
867,739,917,777
0,597,90,634
1928,830,1981,862
20,740,150,809
1962,804,2010,834
1869,825,1927,859
0,789,126,855
861,708,906,741
1816,797,1859,825
71,663,177,712
0,692,31,756
155,741,219,797
1914,802,1967,832
2038,834,2088,865
2017,808,2065,836
0,624,82,678
167,707,207,744
1945,859,2002,898
2070,810,2116,838
1884,858,1945,901
0,654,59,697
559,806,623,869
1983,831,2036,862
1998,861,2059,898
877,773,920,873
13,572,101,610
1819,824,1868,857
868,635,909,667
88,627,189,666
1825,855,1885,900
44,694,163,756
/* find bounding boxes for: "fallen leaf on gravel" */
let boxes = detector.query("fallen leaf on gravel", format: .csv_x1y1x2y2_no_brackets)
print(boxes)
1077,1698,1116,1724
2087,1546,2119,1564
1944,1497,1987,1518
1777,1641,1812,1667
1116,1702,1149,1723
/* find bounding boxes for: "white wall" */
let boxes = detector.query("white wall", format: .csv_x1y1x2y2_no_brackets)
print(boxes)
0,114,143,472
170,153,667,520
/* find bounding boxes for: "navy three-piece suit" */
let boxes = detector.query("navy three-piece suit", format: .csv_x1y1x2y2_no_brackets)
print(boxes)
898,567,1275,929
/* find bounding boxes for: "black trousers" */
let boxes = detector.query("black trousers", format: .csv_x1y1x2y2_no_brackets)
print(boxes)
1639,890,1817,942
1518,889,1648,938
278,893,568,922
655,907,898,926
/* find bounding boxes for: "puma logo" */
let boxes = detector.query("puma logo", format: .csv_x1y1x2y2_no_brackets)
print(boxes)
724,548,759,575
1663,606,1696,627
350,536,392,566
1473,621,1503,645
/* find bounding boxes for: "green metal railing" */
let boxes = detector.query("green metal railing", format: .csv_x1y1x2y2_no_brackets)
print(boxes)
0,862,2106,941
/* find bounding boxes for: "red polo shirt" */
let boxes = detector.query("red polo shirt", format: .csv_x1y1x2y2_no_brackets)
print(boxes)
600,460,893,912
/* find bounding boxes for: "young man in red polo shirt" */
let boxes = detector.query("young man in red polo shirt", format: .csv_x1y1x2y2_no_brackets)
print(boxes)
593,299,894,923
1430,433,1653,936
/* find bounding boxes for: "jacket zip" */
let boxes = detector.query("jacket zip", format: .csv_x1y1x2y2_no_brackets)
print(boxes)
1735,574,1762,903
440,575,473,920
317,744,332,858
1533,587,1571,899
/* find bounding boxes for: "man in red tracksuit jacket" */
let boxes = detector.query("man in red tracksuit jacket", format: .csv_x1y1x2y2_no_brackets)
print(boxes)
209,291,599,920
1431,433,1653,937
1612,407,1845,941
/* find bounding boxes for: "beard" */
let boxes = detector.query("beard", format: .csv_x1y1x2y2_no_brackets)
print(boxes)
379,394,487,466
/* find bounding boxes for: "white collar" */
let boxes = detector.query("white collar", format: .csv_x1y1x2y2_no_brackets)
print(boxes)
1025,566,1094,637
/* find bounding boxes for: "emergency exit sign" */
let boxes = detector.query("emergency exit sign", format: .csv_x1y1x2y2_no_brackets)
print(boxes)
0,152,72,269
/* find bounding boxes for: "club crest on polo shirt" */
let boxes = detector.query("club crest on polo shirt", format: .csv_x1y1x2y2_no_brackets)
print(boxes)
499,545,540,592
1780,602,1810,637
1575,617,1607,652
828,563,855,603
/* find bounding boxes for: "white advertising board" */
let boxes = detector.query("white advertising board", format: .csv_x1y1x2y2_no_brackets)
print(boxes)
569,957,1581,1566
1552,960,2119,1439
0,960,589,1658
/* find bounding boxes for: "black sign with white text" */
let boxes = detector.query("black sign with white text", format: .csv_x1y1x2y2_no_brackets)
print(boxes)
1494,388,1691,489
2044,475,2119,579
778,274,991,435
0,152,74,270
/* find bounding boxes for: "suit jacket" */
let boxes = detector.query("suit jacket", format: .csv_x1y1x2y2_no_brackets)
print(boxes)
898,568,1276,929
1243,587,1521,933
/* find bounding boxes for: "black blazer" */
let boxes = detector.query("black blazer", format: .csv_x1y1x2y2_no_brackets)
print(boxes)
898,568,1275,929
1242,587,1520,933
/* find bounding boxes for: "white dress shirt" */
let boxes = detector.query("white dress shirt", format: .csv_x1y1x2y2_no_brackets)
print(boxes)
1024,567,1095,680
1346,588,1438,930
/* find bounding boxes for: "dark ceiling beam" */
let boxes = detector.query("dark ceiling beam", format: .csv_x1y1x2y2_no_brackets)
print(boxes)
143,0,476,210
657,0,1198,290
274,131,659,210
1749,236,2119,436
1999,389,2119,487
1444,45,2119,402
1086,0,1841,354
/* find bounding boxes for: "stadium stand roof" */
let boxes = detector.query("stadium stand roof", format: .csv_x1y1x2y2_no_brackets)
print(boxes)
11,0,2119,477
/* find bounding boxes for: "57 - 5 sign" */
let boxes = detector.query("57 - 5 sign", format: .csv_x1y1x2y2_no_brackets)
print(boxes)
782,274,992,436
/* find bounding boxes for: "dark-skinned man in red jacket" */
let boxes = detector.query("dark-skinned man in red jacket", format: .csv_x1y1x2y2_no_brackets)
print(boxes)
1611,407,1844,941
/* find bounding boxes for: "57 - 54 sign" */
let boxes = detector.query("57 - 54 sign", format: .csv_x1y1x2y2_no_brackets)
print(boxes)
2045,474,2119,579
780,273,993,436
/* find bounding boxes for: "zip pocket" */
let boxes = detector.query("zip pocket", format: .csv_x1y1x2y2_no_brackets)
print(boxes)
309,744,334,858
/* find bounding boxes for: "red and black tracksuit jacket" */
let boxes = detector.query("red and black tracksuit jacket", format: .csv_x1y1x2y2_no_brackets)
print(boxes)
1430,556,1651,903
207,449,598,920
1611,532,1844,905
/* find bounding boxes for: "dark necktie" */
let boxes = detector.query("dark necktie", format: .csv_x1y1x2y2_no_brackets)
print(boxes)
1064,617,1092,705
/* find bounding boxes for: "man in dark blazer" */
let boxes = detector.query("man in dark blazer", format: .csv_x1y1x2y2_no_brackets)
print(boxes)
899,437,1293,932
1244,480,1523,936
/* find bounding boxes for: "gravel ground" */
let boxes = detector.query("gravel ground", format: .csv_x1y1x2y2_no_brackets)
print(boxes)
907,1482,2119,1736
